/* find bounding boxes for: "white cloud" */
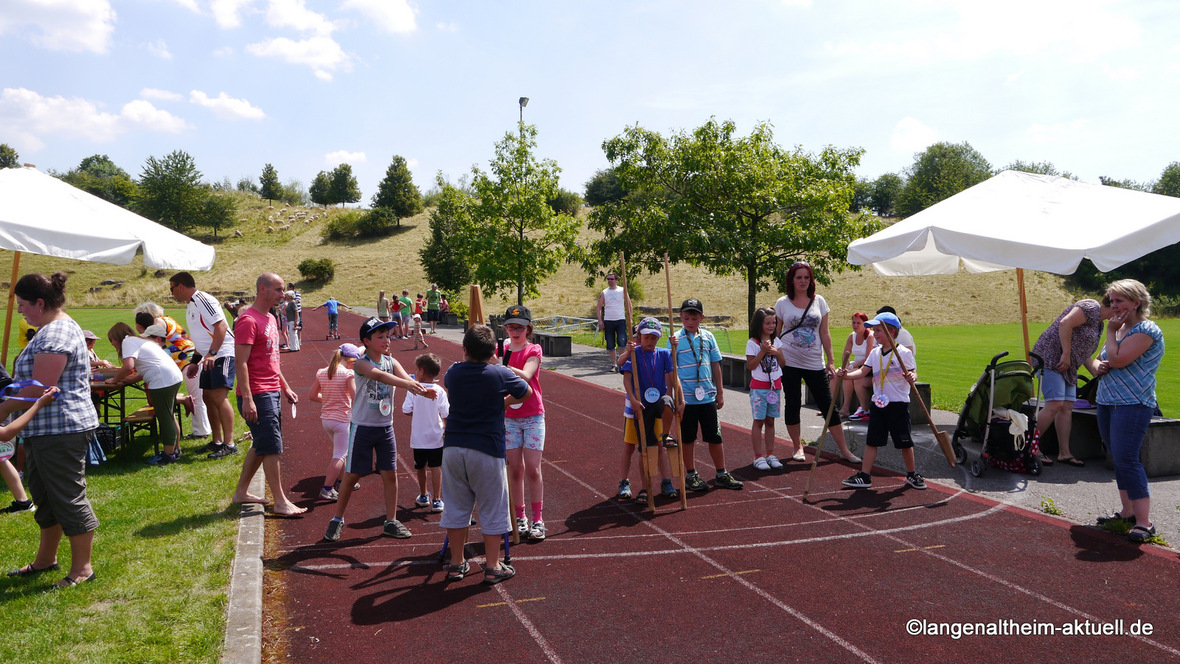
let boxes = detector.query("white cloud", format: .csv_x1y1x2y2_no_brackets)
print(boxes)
406,158,419,168
342,0,417,34
325,150,366,165
266,0,336,35
146,39,173,59
212,46,235,57
0,88,190,149
435,22,458,33
0,0,116,53
246,36,351,81
1104,65,1140,81
140,88,184,102
166,0,200,11
189,90,266,120
891,117,938,153
211,0,255,28
1026,119,1090,144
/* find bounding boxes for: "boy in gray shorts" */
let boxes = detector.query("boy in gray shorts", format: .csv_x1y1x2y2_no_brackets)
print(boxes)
439,324,531,584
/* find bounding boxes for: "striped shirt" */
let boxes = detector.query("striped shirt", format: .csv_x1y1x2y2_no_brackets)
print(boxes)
315,366,354,423
671,328,721,405
186,289,234,355
13,317,100,436
1097,320,1164,409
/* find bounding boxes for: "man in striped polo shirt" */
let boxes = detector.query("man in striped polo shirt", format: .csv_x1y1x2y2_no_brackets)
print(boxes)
170,272,238,460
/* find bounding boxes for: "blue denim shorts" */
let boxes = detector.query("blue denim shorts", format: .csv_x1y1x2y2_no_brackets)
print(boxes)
750,388,781,420
1038,369,1076,402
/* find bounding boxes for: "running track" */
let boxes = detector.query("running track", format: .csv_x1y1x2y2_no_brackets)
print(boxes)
260,311,1180,663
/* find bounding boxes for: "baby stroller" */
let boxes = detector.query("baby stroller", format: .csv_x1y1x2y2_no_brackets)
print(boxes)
950,351,1043,477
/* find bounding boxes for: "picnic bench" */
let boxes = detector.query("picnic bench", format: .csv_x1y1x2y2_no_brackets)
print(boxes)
1027,400,1180,477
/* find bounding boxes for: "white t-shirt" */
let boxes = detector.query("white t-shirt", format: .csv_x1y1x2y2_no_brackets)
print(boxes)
745,338,784,384
897,327,915,355
601,286,626,321
121,337,184,389
864,345,916,404
186,289,234,355
401,382,450,449
774,294,830,371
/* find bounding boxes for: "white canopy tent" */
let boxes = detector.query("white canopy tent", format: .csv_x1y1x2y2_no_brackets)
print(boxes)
847,170,1180,353
0,166,216,364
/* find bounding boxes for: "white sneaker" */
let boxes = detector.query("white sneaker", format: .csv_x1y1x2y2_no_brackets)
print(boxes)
431,499,444,513
516,517,529,537
753,456,771,471
529,520,547,541
414,493,430,507
319,487,338,501
766,454,783,469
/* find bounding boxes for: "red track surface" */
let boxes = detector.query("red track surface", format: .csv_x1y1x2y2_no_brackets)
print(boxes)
263,311,1180,663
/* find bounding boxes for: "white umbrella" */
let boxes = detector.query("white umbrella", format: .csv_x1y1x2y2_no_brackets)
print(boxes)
0,166,216,363
847,170,1180,353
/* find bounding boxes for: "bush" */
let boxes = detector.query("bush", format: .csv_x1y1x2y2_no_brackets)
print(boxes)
297,258,335,283
320,209,398,241
448,299,469,320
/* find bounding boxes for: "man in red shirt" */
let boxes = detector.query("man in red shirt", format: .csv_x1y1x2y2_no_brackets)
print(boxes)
230,272,305,515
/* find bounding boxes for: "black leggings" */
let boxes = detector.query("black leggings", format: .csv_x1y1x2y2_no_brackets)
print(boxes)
782,366,841,427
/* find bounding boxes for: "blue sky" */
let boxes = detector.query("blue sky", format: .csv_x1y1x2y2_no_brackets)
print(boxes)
2,0,1179,200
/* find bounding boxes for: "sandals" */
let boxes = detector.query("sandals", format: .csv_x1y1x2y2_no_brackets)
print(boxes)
1057,456,1086,467
483,563,515,585
52,572,96,589
444,560,470,581
7,562,59,577
634,489,648,505
1036,454,1054,466
1128,524,1156,543
1096,512,1135,526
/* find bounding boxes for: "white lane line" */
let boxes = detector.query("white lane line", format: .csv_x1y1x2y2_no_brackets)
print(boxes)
492,582,565,664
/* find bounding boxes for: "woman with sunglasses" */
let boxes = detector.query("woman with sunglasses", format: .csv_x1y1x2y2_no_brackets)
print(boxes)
773,261,860,463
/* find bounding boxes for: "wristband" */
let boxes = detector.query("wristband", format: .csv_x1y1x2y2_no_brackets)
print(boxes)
2,379,51,402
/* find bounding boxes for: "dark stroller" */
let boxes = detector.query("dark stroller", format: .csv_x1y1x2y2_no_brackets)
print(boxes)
951,351,1043,477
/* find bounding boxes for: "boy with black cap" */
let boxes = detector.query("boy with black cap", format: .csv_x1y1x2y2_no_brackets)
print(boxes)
673,299,743,491
323,317,436,542
835,311,925,490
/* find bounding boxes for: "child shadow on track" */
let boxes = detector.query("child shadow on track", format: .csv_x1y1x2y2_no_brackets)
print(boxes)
1068,525,1146,563
563,496,682,536
811,484,950,515
265,536,388,580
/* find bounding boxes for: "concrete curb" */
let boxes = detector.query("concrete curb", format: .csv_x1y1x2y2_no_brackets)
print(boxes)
221,469,266,664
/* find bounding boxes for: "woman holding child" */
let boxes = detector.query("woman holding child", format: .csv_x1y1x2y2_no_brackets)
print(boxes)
1088,279,1164,544
773,261,860,463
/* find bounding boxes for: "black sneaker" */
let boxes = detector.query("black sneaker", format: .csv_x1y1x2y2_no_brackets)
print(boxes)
383,519,412,539
714,471,744,490
616,479,632,501
2,499,34,514
685,471,709,492
323,517,344,542
842,472,873,489
147,453,173,466
906,472,927,490
201,441,223,454
208,444,239,460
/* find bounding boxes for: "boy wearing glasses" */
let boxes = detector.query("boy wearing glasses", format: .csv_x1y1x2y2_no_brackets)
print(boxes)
597,272,632,372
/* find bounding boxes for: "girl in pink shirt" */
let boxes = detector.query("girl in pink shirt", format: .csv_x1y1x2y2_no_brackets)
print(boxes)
500,306,547,541
309,344,358,500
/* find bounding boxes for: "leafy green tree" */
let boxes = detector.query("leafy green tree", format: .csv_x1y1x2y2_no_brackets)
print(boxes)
419,173,474,292
135,150,208,232
588,118,875,321
849,176,873,213
371,155,423,225
1099,175,1148,191
870,172,903,217
1151,162,1180,198
279,178,307,206
462,123,580,304
58,154,138,207
1002,160,1076,179
259,163,282,203
584,168,625,207
547,188,583,216
309,171,332,207
237,177,259,194
199,191,238,238
0,144,18,169
329,163,360,207
896,141,993,217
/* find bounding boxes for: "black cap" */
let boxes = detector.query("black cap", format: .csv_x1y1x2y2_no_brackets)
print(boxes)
503,305,532,326
359,317,396,339
680,298,704,314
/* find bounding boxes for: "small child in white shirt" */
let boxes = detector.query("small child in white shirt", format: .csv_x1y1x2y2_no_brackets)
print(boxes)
403,353,450,512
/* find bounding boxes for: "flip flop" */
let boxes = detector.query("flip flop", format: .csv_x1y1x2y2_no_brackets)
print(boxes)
1036,454,1054,466
52,572,96,589
1057,457,1086,467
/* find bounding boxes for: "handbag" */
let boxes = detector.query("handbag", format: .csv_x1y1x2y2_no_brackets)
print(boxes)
778,298,815,340
1076,374,1099,406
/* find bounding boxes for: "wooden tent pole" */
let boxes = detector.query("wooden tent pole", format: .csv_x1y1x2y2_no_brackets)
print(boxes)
1017,268,1030,360
2,251,21,369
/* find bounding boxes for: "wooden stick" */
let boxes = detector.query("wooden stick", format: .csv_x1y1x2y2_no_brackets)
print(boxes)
803,352,846,499
619,253,655,513
881,327,956,467
1,251,21,369
663,253,687,510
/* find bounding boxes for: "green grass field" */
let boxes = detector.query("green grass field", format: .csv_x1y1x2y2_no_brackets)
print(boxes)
0,308,241,664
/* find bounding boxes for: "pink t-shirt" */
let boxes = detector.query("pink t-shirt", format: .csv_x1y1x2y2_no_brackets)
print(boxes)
503,342,544,418
235,306,281,394
315,366,354,423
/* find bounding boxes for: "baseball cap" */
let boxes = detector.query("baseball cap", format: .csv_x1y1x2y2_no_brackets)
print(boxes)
359,317,397,339
864,312,902,329
140,324,167,338
503,305,531,327
637,317,663,337
680,298,703,314
82,329,99,341
339,343,363,359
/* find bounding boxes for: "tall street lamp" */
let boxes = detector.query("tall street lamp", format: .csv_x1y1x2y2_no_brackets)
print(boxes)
518,97,529,125
515,96,530,305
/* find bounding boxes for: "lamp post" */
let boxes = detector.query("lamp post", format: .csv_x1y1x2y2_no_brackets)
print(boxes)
515,96,529,305
518,97,529,125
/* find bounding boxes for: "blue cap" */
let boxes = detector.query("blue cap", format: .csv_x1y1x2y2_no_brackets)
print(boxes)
864,312,902,329
637,317,663,337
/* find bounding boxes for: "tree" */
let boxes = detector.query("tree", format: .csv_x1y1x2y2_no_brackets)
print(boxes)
0,144,18,169
1002,159,1076,179
236,177,259,194
1151,162,1180,198
259,163,282,203
849,176,873,213
371,155,423,225
588,118,876,322
199,191,238,238
309,171,331,207
461,123,580,304
870,172,903,217
896,141,993,217
134,150,207,232
58,154,138,207
547,188,583,216
1099,175,1148,191
328,164,360,207
584,168,625,207
419,173,474,292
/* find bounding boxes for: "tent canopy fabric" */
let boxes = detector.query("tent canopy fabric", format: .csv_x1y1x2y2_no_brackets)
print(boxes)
847,170,1180,277
0,166,215,271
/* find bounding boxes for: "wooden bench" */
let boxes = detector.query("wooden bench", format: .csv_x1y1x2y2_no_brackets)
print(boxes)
719,353,751,389
533,331,572,357
123,406,159,456
1027,400,1180,477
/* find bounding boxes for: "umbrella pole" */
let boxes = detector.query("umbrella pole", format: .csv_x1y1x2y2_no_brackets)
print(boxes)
1017,268,1030,360
2,251,21,369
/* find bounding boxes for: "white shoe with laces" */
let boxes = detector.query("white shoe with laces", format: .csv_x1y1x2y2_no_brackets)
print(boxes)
766,454,783,469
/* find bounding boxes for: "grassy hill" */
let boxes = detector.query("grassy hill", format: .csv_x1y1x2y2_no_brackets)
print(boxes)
5,193,1089,328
